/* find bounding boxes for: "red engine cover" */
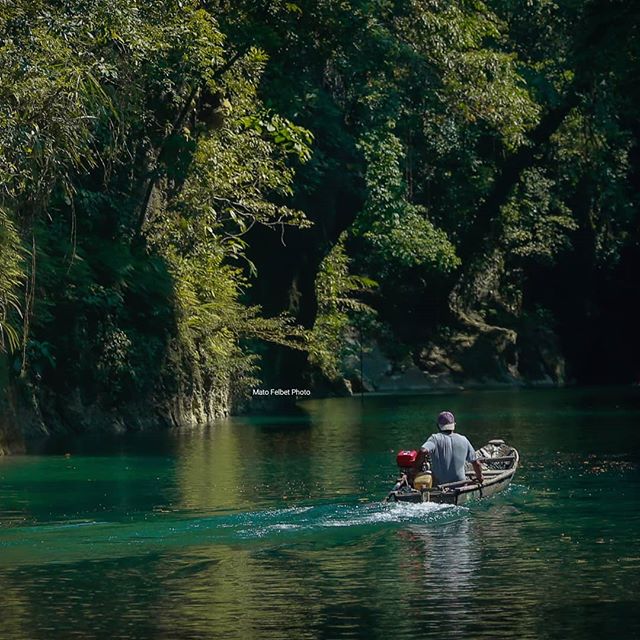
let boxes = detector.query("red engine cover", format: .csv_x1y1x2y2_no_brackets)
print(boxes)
396,449,418,468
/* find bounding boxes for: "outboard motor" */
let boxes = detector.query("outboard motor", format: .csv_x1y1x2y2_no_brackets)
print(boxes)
396,449,418,471
394,449,433,490
391,450,418,491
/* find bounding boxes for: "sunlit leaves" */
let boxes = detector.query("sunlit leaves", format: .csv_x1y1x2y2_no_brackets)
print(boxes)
239,112,313,162
309,235,376,380
354,128,459,277
397,0,540,148
501,167,576,263
146,38,311,395
0,209,23,353
0,0,312,401
442,49,541,149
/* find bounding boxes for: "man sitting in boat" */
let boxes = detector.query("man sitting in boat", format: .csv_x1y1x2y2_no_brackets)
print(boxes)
417,411,484,486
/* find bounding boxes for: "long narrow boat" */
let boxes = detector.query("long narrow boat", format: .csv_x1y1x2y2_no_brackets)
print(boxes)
386,439,519,505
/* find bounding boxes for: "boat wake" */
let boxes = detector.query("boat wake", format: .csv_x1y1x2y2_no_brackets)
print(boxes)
0,500,467,568
243,500,466,538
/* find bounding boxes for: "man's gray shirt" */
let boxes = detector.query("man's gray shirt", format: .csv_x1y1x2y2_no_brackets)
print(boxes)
421,432,477,484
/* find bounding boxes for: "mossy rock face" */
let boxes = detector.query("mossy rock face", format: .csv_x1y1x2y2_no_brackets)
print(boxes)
0,391,26,455
416,318,565,388
0,429,24,455
516,318,566,386
0,356,235,454
416,324,516,387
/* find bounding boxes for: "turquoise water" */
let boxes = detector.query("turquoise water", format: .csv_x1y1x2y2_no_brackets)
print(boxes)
1,388,639,639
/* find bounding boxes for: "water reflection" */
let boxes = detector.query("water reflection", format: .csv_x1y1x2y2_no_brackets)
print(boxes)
391,516,480,638
171,399,374,513
410,518,477,589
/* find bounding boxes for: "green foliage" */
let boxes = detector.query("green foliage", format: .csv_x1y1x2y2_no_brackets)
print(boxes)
353,128,459,278
0,0,312,412
147,48,311,399
309,235,376,380
0,209,23,353
1,0,639,411
239,110,314,163
164,101,311,252
163,247,306,397
397,0,541,148
550,107,635,266
502,167,577,263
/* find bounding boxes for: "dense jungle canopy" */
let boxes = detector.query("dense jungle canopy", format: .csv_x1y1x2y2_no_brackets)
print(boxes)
1,0,639,435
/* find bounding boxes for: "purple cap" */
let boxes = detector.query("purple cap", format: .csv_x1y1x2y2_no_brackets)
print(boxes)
437,411,456,431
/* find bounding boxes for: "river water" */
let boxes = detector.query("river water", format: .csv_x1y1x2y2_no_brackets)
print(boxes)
1,388,639,639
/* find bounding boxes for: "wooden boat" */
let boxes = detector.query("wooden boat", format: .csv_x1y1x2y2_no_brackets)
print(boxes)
386,439,519,505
